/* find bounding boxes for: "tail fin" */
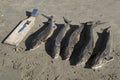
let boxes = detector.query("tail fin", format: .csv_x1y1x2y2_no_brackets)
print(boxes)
42,14,54,23
86,20,107,27
101,26,111,32
63,17,72,24
95,20,107,25
105,26,111,33
42,14,53,20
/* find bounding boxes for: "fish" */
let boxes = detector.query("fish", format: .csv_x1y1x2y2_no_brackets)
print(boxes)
52,17,71,59
75,22,94,66
29,14,56,50
75,20,106,66
63,23,84,60
90,26,113,69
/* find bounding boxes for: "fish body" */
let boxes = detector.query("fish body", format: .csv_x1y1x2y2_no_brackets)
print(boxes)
76,22,94,66
52,17,71,59
63,23,84,60
30,15,56,50
91,27,113,69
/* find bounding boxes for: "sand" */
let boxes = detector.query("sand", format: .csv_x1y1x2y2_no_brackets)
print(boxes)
0,0,120,80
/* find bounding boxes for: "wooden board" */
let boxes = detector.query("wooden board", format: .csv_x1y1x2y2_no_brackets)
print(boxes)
4,16,35,46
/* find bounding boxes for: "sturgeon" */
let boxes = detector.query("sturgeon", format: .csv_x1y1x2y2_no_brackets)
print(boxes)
52,17,71,59
63,23,84,60
75,22,94,66
75,21,106,66
29,14,56,50
90,27,113,69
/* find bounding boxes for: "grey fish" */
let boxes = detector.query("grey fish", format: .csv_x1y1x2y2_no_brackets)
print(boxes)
90,27,113,69
75,21,106,66
63,23,84,60
52,17,71,59
75,22,94,66
29,14,56,50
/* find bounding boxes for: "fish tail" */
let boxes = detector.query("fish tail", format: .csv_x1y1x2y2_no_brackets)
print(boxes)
95,20,107,25
42,14,53,20
63,17,72,24
86,20,107,28
101,26,111,32
105,26,111,32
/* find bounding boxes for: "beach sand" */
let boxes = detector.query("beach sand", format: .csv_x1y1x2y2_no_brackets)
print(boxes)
0,0,120,80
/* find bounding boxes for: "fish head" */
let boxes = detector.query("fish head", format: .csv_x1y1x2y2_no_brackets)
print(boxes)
91,54,105,69
76,54,87,66
52,46,60,59
91,56,113,69
76,59,85,66
29,39,41,51
62,47,72,60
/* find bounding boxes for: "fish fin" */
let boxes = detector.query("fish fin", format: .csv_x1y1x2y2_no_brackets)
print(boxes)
95,20,107,25
63,17,72,24
42,14,54,21
100,26,111,32
97,32,101,37
42,14,51,19
86,20,107,27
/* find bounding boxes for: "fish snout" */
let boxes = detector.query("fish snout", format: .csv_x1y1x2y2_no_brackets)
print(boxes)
75,59,85,67
62,47,72,60
29,45,40,51
91,59,103,69
52,46,60,59
76,57,87,66
29,41,41,51
91,64,102,69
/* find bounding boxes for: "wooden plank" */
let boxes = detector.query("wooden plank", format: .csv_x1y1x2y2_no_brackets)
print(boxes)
4,16,35,46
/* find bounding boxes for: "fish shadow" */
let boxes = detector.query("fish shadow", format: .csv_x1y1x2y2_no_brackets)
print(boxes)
45,24,64,57
25,22,49,50
85,32,104,68
69,24,86,65
60,24,78,60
